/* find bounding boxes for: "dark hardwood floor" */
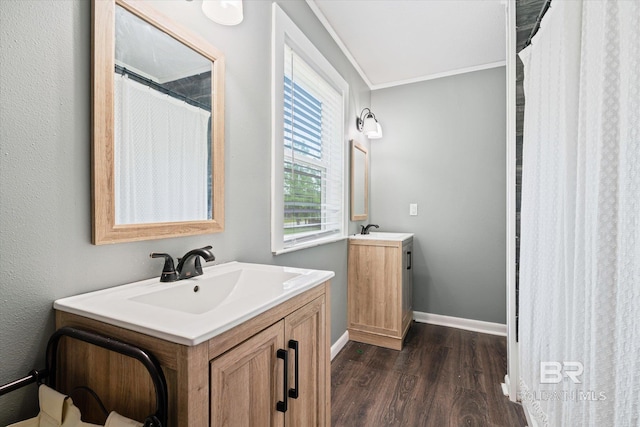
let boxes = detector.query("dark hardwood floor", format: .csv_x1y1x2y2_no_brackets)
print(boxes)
331,323,527,426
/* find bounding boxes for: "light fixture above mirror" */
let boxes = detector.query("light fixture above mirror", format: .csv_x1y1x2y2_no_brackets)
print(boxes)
356,108,383,139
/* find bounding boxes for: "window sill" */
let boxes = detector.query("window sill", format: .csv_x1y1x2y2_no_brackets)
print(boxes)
272,235,347,256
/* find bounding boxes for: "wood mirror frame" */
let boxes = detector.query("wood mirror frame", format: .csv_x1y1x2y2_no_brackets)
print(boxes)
92,0,225,244
350,140,368,221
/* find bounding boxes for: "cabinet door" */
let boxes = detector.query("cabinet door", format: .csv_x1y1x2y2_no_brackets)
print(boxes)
210,321,285,427
285,296,327,427
348,242,401,335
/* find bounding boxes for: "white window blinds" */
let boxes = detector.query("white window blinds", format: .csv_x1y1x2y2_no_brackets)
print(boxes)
271,4,348,254
283,45,343,247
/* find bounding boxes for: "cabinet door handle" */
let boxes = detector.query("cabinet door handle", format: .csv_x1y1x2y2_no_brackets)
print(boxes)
276,349,288,412
288,340,299,399
407,251,412,270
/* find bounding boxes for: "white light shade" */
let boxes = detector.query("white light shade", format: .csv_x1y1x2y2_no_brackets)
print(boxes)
365,122,383,139
202,0,243,26
363,117,382,139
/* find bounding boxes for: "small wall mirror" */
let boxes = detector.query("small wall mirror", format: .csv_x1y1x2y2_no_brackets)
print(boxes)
92,0,225,244
350,140,368,221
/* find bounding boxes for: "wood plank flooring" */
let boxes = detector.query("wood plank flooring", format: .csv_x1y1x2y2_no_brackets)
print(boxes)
331,323,527,426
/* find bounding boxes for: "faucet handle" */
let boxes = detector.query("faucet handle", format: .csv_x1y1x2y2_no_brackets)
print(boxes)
150,253,178,282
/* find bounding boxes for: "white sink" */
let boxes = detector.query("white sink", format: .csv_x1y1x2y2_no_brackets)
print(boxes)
349,231,414,242
54,262,334,346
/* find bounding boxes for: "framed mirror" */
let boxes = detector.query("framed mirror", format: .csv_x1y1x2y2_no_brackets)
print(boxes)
350,140,368,221
92,0,225,244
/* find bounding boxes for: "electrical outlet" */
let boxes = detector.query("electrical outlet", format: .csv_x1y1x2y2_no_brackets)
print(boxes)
409,203,418,216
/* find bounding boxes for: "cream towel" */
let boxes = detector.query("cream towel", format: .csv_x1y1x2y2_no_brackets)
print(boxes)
103,412,142,427
7,385,101,427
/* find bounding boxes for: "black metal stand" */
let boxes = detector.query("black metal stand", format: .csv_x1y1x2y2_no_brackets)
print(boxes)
0,369,48,396
1,326,168,427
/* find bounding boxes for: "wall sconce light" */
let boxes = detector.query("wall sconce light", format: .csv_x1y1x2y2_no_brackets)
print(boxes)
201,0,244,26
356,108,383,139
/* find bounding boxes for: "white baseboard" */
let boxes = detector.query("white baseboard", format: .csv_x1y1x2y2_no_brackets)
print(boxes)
503,374,511,397
413,311,507,336
331,330,349,360
501,382,509,396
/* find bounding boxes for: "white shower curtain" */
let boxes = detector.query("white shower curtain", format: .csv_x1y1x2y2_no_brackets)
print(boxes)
518,1,639,426
114,74,210,224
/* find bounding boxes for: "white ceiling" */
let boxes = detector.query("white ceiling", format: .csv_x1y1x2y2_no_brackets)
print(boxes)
308,0,507,90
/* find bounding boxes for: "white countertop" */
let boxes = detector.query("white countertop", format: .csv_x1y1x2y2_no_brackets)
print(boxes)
54,262,334,346
349,231,414,242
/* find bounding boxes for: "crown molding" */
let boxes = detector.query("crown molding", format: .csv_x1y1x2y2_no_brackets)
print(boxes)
305,0,373,89
369,61,506,90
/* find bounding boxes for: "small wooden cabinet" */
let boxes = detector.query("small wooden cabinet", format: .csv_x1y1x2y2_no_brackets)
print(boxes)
348,234,413,350
55,283,330,426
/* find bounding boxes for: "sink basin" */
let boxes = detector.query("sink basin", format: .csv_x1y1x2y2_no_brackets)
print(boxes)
130,268,300,315
54,262,334,345
349,231,414,242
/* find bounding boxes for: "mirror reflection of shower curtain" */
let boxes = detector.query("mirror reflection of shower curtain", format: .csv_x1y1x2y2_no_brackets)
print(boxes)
114,74,210,224
518,1,639,426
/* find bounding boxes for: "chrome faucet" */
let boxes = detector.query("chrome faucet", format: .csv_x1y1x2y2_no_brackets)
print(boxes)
176,246,216,280
150,245,215,282
360,224,379,235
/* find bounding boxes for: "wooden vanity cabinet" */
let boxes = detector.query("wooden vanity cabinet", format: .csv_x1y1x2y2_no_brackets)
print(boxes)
55,282,330,427
210,296,326,427
348,237,413,350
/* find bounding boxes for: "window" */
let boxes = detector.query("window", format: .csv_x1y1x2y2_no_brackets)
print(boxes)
272,4,348,254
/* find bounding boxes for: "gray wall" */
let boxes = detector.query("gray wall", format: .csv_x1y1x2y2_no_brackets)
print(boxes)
0,1,369,423
370,67,507,324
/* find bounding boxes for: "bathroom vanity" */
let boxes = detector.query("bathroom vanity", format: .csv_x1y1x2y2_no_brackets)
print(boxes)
348,232,414,350
53,262,332,426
